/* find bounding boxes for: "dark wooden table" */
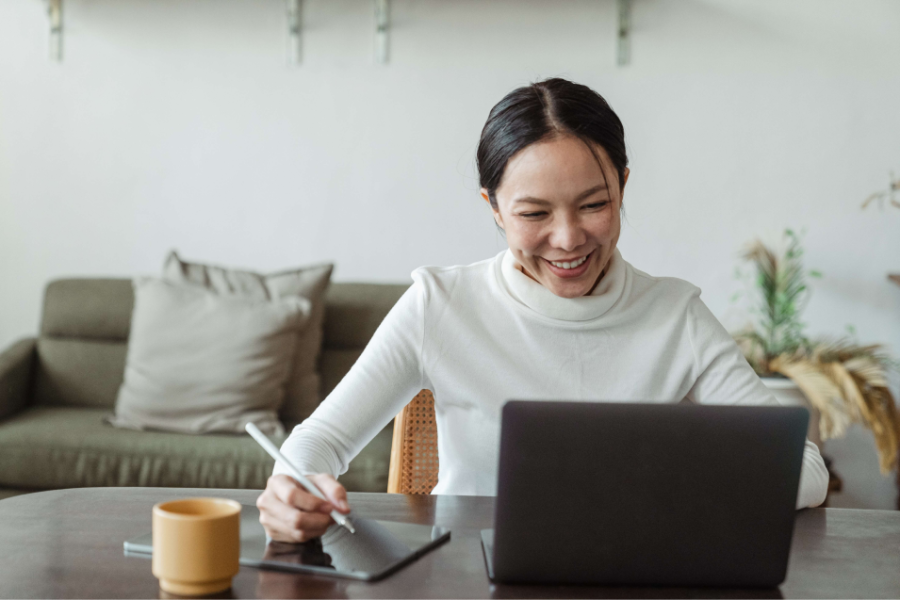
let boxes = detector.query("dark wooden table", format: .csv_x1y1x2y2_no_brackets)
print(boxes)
1,488,900,598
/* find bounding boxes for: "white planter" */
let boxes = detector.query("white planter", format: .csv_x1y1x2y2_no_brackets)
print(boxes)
760,376,821,449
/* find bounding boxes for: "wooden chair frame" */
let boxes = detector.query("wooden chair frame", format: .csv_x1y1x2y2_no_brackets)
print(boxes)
387,389,439,494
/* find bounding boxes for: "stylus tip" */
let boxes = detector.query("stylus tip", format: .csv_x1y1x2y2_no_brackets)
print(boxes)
343,518,356,534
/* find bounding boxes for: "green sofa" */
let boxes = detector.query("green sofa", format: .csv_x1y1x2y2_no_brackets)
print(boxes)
0,278,409,500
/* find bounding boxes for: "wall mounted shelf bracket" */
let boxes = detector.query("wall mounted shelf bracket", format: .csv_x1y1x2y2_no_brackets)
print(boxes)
286,0,302,65
617,0,631,66
47,0,62,61
375,0,389,64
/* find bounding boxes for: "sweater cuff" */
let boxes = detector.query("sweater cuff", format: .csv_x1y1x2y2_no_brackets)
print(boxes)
796,439,829,509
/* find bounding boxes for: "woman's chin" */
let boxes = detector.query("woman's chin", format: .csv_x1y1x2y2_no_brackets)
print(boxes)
538,257,602,298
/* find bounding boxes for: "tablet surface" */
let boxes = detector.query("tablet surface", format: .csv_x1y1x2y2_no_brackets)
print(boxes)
124,504,450,581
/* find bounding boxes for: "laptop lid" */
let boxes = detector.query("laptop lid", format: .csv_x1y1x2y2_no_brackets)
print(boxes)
488,401,808,587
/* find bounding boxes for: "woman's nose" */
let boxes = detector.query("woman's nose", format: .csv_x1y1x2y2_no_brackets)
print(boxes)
549,217,587,252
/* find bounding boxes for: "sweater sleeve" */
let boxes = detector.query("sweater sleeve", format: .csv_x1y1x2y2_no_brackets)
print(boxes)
684,295,829,510
273,281,427,479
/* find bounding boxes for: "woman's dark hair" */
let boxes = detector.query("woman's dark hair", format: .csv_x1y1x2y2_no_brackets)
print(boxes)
476,78,628,209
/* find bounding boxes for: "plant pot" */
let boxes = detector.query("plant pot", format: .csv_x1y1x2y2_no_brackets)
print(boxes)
760,376,822,450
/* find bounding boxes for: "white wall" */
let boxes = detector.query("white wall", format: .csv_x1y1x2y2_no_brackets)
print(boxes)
2,0,899,506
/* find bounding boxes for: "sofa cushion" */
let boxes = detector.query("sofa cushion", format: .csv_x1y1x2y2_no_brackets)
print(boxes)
322,283,410,350
109,279,308,435
0,407,393,492
320,349,364,401
34,279,134,409
34,338,127,409
40,279,134,340
163,252,333,426
0,407,282,489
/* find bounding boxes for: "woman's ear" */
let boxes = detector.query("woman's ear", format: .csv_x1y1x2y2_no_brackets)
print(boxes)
483,188,505,230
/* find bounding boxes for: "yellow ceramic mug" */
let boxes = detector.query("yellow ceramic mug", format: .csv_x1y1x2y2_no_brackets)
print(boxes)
152,498,241,596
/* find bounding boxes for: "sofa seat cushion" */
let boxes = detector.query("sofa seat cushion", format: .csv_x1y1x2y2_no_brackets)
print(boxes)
0,407,284,490
0,407,393,493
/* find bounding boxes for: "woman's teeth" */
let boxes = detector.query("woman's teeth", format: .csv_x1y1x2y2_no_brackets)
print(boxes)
549,255,588,270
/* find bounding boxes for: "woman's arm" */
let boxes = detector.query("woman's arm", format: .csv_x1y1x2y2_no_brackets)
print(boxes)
259,281,429,542
685,296,829,509
275,281,428,479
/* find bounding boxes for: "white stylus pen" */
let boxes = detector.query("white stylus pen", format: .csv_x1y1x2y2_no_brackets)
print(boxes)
245,422,356,534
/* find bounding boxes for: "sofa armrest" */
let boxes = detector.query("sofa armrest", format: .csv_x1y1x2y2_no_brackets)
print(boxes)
0,338,36,422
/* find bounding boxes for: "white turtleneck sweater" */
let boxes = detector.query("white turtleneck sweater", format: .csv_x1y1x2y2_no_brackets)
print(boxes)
276,249,828,509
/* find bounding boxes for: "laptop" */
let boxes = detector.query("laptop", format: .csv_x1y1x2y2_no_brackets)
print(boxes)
481,401,809,588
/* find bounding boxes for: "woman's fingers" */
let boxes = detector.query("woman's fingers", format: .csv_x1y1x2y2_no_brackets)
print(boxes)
270,474,334,513
308,473,351,514
259,505,332,542
257,474,339,542
261,488,333,529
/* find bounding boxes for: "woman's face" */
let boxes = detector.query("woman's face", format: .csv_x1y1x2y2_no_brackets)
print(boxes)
486,135,629,299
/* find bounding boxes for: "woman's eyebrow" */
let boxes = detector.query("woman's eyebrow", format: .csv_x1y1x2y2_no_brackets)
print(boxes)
574,184,608,201
512,184,608,206
513,196,552,206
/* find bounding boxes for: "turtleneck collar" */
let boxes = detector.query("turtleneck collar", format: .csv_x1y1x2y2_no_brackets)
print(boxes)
498,248,628,322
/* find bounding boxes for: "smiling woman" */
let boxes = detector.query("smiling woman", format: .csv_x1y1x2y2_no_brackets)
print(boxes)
256,78,830,544
477,79,629,298
488,135,625,298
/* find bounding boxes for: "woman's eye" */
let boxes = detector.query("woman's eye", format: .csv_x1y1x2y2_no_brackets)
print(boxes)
519,212,547,218
582,201,609,210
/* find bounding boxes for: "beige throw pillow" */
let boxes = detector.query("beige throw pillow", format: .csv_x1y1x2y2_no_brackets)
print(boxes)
162,252,333,425
108,278,310,435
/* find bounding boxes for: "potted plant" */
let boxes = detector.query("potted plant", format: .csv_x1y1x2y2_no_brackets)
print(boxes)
732,229,900,475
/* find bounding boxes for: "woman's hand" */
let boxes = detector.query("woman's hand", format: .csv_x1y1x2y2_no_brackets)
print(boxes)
257,473,351,542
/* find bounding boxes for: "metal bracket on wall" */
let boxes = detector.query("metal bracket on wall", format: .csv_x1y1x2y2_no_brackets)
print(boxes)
375,0,389,64
617,0,631,66
47,0,62,61
286,0,302,65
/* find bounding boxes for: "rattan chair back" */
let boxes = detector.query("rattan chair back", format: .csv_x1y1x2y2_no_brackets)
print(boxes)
387,389,439,494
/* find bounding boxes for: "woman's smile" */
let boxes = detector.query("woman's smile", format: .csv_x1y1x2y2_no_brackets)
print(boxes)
541,250,594,279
